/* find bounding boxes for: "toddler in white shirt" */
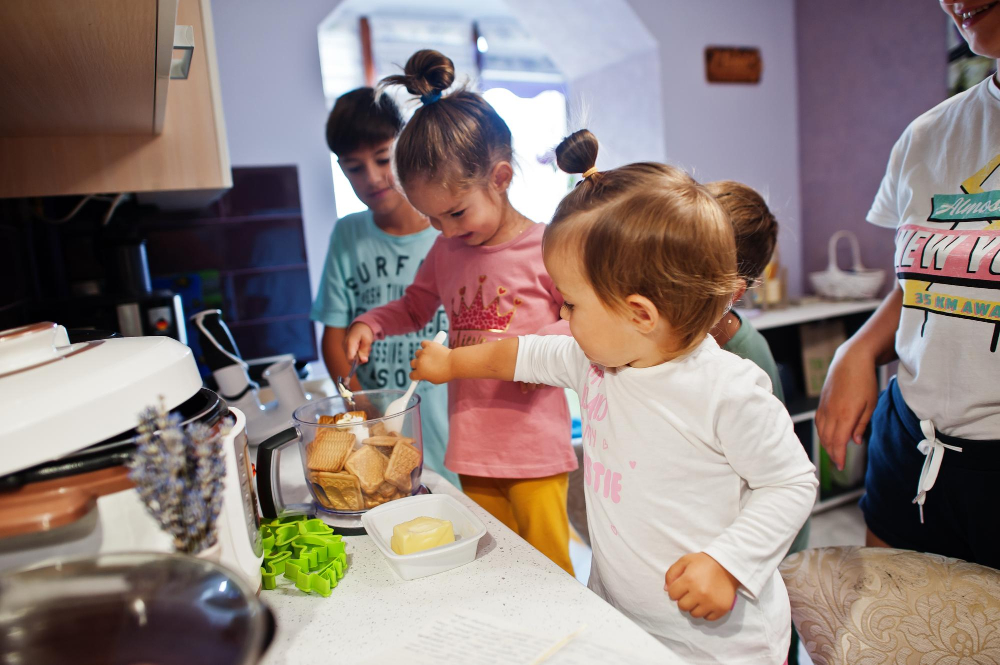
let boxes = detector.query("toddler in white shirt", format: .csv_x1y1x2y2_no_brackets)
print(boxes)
410,130,817,664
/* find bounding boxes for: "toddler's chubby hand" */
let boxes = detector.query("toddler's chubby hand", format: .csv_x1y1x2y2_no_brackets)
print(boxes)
410,340,453,384
664,552,739,621
344,322,375,364
518,382,542,394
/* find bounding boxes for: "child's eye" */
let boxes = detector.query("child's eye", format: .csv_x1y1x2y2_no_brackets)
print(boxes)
377,159,391,166
450,209,466,218
561,302,574,312
346,167,362,174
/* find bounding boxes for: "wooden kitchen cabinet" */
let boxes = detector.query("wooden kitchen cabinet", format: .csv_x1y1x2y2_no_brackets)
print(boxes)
0,0,231,199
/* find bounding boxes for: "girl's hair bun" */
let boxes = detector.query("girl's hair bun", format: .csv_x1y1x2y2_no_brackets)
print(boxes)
555,129,599,175
382,49,455,98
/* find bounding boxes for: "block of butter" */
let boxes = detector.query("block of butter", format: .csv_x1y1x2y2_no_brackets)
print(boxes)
390,516,455,555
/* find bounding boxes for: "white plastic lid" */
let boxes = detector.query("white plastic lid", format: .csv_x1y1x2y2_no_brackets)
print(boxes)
0,322,202,477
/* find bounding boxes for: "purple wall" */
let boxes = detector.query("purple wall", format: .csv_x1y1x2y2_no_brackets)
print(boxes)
628,0,803,296
796,0,947,293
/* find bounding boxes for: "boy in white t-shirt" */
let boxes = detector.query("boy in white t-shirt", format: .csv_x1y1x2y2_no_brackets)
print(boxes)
817,3,1000,566
410,130,817,664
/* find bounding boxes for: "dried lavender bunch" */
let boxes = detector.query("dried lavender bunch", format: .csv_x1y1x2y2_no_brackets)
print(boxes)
128,401,229,554
184,421,227,552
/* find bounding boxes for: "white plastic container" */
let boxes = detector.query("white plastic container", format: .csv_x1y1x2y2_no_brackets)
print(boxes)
361,494,487,581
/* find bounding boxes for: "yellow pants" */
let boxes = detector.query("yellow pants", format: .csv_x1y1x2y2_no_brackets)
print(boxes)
460,473,574,576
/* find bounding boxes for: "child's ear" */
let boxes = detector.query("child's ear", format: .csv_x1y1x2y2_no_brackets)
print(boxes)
490,161,514,193
733,283,748,304
625,294,659,333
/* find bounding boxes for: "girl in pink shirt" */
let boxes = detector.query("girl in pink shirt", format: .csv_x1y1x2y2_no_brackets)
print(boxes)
344,49,575,574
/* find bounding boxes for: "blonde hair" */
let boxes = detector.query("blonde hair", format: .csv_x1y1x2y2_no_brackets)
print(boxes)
705,181,778,285
381,50,513,191
547,130,741,352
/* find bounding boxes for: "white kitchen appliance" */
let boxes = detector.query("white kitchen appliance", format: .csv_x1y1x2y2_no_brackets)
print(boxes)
0,322,263,589
191,309,310,446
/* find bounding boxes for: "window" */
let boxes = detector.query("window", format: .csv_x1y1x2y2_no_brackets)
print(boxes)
318,6,570,224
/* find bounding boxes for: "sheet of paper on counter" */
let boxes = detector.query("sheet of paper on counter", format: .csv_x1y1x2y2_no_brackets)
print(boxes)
360,610,668,665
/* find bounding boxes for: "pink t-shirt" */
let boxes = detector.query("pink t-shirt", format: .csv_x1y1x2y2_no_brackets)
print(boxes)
355,223,576,479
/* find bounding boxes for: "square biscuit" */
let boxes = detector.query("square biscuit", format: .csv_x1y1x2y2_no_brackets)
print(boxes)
311,471,363,511
384,442,421,493
363,435,415,458
368,444,394,459
363,489,400,509
345,445,388,494
363,435,415,448
306,429,355,473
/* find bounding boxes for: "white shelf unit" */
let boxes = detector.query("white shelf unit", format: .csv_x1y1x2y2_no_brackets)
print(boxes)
740,298,883,514
736,298,882,331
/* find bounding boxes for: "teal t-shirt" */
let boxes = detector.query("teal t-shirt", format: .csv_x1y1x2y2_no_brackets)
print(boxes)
722,312,785,404
310,210,457,488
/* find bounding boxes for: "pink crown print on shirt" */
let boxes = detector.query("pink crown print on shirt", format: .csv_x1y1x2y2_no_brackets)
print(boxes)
450,275,521,333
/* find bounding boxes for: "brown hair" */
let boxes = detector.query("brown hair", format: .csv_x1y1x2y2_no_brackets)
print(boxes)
548,130,741,352
381,50,513,190
705,181,778,284
325,87,404,157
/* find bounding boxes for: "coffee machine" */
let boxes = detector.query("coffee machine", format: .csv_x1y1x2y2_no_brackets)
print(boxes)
106,238,186,342
31,238,185,343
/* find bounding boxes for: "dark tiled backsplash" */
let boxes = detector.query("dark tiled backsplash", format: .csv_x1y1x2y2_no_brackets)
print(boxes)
144,216,308,273
142,166,316,367
0,202,31,330
1,166,317,368
229,317,317,361
230,268,312,321
220,166,302,218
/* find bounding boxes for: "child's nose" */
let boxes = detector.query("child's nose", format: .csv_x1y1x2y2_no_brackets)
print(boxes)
363,165,383,186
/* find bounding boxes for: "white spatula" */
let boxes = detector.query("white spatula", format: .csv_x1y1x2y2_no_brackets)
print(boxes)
383,330,447,434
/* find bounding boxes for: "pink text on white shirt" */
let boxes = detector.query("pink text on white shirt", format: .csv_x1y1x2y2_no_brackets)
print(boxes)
583,451,623,503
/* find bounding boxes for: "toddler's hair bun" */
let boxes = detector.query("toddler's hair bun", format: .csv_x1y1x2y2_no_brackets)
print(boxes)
555,129,599,176
382,49,455,99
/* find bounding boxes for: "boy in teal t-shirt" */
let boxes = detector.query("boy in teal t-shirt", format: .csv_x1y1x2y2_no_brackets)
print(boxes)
312,88,456,488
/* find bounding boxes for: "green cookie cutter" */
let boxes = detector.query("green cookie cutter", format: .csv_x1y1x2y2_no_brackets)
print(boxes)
259,516,348,596
282,554,347,597
261,550,293,590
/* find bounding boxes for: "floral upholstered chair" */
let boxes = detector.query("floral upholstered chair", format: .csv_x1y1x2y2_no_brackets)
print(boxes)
779,546,1000,664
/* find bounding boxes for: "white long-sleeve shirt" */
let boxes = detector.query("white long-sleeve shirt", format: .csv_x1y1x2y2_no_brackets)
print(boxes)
514,334,818,664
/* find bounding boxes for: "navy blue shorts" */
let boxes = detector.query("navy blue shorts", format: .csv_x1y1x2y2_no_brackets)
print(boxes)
859,378,1000,569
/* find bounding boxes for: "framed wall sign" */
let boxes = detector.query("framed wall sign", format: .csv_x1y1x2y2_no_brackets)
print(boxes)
705,46,762,84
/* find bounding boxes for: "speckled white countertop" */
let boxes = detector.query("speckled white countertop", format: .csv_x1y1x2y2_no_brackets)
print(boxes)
257,466,677,664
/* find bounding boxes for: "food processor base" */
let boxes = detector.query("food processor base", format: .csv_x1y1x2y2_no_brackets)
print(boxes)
314,485,431,536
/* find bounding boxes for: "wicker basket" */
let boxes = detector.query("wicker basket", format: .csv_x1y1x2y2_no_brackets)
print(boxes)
809,230,885,300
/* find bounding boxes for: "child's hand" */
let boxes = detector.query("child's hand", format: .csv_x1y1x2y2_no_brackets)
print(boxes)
410,340,453,384
664,552,739,621
344,322,375,364
518,382,542,394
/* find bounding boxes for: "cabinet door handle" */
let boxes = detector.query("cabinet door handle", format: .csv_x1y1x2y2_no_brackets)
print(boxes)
170,25,195,79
